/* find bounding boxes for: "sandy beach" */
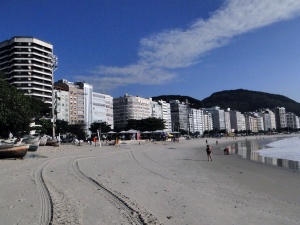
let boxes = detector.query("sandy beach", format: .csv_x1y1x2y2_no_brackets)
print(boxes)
0,136,300,225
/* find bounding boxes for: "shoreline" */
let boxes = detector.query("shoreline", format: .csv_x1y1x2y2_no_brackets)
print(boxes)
1,135,300,225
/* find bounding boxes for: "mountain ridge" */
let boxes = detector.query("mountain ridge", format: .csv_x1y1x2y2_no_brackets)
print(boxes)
152,89,300,116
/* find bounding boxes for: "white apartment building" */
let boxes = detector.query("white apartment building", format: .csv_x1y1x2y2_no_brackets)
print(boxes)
266,109,277,130
92,92,114,129
240,115,246,131
113,94,152,129
55,79,85,125
244,112,264,132
296,116,300,129
151,100,172,131
229,110,245,132
260,109,277,131
272,107,287,130
170,100,189,132
205,107,226,131
189,108,205,135
151,101,163,118
54,87,69,122
203,111,213,132
224,109,231,133
286,112,299,130
0,36,57,104
76,82,93,135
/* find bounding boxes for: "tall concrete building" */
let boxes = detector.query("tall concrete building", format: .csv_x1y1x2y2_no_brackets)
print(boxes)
55,79,85,125
272,107,287,131
54,86,69,122
203,111,213,132
151,100,172,131
189,108,205,135
257,109,276,132
170,100,189,132
224,109,232,133
205,106,226,131
92,92,114,129
286,112,299,130
229,110,244,132
76,82,93,135
113,94,152,129
0,36,57,104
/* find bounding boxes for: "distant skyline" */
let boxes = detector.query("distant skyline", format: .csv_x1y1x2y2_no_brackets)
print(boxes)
1,0,300,102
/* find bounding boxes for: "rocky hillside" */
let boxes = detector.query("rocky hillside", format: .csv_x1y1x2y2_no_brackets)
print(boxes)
152,89,300,115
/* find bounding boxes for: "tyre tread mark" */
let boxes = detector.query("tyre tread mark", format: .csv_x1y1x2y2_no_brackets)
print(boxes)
72,158,162,225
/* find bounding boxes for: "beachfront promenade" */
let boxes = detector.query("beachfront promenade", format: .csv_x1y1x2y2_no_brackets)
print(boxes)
0,135,299,225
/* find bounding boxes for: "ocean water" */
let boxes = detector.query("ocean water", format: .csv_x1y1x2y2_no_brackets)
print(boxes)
225,136,300,171
257,136,300,161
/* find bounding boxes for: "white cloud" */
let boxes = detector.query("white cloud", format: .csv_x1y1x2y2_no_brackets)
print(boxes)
76,0,300,92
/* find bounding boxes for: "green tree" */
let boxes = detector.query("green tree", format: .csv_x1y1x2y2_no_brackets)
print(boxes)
89,122,111,137
68,123,86,140
55,119,69,135
126,117,165,132
38,119,53,135
0,73,32,137
0,72,52,137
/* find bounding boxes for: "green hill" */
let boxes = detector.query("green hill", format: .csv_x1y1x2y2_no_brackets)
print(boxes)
152,89,300,116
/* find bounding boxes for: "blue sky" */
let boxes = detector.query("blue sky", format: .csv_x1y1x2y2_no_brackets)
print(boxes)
1,0,300,102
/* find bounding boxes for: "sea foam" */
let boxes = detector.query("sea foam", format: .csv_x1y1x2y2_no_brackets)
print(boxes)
257,136,300,162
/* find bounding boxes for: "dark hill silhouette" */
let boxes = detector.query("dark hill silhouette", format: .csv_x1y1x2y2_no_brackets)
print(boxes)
152,89,300,116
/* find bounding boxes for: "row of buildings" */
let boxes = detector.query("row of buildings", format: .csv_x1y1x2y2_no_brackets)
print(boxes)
1,36,300,137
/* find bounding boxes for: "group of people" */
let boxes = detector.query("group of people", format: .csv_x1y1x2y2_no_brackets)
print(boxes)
205,143,230,161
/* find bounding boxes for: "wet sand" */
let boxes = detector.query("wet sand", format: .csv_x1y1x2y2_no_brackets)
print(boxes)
0,136,299,225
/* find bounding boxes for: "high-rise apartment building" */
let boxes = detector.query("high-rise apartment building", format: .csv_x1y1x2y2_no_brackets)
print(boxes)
203,111,213,132
205,106,226,131
113,94,152,129
189,108,205,135
272,107,287,131
76,82,93,135
224,109,232,133
92,92,114,129
286,112,299,130
151,100,172,131
0,36,57,104
170,100,189,132
55,79,85,124
54,86,69,122
229,110,244,132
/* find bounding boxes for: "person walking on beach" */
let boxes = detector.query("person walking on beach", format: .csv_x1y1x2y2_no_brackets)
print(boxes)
206,145,213,161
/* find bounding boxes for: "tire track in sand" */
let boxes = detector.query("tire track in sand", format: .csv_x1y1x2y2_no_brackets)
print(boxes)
34,161,53,225
34,158,81,225
72,157,163,225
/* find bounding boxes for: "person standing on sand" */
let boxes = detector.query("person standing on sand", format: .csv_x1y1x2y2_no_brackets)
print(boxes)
206,145,212,161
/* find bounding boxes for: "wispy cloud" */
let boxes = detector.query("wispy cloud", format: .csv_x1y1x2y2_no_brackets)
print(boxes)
76,0,300,92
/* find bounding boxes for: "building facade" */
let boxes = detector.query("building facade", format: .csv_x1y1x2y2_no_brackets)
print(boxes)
0,36,57,104
272,107,287,131
189,108,205,135
229,110,245,132
170,100,189,132
205,107,226,131
55,79,85,125
286,112,299,130
113,94,152,129
54,86,69,122
92,92,114,129
151,100,172,131
76,82,93,135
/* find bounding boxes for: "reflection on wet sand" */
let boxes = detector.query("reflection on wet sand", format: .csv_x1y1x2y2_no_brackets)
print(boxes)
226,138,300,171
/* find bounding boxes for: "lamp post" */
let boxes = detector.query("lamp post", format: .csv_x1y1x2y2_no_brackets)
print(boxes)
49,54,58,139
97,120,102,147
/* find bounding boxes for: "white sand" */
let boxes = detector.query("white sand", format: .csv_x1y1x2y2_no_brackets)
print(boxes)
0,136,300,225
